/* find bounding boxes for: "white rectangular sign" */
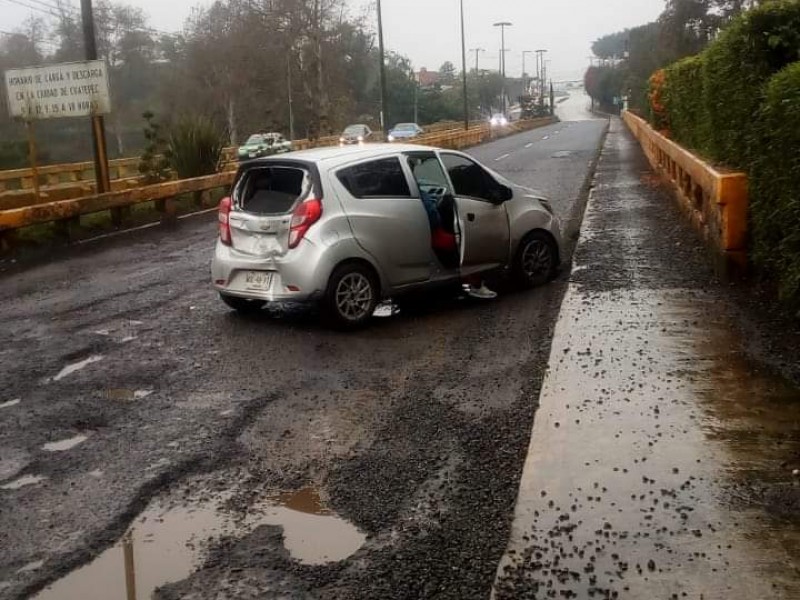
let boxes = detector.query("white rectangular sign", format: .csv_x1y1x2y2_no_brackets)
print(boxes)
4,60,111,121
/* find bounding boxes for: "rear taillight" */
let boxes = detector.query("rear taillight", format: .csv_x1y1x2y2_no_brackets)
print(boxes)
289,198,323,249
219,196,232,246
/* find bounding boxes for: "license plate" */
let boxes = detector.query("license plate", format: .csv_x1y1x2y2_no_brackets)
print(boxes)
249,152,257,158
244,271,272,291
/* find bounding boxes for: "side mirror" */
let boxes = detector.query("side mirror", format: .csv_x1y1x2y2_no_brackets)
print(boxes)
491,185,513,204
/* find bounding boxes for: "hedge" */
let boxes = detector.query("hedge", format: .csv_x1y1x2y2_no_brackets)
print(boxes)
648,1,800,304
661,56,707,152
702,0,800,168
750,62,800,301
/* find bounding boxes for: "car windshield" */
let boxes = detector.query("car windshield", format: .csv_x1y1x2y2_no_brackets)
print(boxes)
394,124,417,131
245,135,265,144
343,125,365,135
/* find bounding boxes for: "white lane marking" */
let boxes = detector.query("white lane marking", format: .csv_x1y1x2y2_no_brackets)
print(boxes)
524,143,534,149
495,153,511,162
542,135,549,140
52,355,104,382
0,399,21,409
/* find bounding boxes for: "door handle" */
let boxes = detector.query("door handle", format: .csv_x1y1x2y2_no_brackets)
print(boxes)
467,213,475,222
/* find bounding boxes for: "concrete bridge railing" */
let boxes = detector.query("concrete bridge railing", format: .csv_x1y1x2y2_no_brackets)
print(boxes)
622,110,748,268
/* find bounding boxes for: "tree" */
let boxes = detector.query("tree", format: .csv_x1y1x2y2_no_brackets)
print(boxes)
438,61,457,85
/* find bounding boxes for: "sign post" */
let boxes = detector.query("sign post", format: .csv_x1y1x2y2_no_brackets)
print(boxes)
81,0,111,196
25,120,40,203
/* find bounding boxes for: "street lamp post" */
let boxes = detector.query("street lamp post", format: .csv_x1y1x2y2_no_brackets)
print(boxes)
377,0,389,136
493,21,512,115
460,0,469,130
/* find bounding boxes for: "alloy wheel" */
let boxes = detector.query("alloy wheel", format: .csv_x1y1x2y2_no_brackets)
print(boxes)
335,272,374,321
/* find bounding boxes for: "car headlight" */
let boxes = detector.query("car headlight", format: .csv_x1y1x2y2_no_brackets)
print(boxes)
357,135,364,142
388,134,395,142
339,137,345,143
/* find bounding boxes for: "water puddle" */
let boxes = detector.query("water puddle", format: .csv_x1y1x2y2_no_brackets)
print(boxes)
257,487,367,564
1,474,46,490
52,356,104,382
34,487,365,600
0,399,21,409
42,434,88,452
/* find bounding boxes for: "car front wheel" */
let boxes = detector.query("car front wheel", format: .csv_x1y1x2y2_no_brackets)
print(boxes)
513,231,559,288
324,264,379,329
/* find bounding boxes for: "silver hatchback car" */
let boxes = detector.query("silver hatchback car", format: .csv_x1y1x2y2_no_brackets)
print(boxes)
212,143,561,327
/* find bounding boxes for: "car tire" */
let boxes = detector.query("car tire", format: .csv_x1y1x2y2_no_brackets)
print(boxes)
219,293,266,313
513,231,559,288
323,263,379,329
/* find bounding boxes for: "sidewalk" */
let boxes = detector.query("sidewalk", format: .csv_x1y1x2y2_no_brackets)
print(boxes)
492,119,800,599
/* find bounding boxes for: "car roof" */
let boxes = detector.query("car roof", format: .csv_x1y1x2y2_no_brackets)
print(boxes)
252,143,446,168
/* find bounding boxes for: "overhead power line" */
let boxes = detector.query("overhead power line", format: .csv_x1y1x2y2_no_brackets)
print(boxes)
1,0,60,17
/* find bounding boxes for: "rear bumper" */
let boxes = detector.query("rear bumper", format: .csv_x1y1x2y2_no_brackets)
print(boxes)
211,240,327,303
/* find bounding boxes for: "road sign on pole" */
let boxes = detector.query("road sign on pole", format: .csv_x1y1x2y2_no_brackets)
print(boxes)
4,60,111,120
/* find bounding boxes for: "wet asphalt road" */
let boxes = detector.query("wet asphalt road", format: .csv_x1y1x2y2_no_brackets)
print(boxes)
0,103,607,599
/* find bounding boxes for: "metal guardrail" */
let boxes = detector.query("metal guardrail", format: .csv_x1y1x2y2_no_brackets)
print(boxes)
0,123,457,193
0,117,557,248
622,110,748,266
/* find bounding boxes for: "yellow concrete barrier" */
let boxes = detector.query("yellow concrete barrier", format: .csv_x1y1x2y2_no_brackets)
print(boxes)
0,116,557,242
622,110,748,266
0,171,234,232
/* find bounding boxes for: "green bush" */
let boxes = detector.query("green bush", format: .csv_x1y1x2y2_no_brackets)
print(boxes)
166,116,226,179
702,0,800,167
138,111,170,184
750,62,800,301
662,55,707,151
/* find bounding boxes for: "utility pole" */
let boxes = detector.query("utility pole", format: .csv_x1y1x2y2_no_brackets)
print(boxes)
493,21,512,115
377,0,389,136
413,73,419,124
536,49,547,107
80,0,110,195
470,48,485,73
460,0,468,130
522,50,534,93
287,53,295,141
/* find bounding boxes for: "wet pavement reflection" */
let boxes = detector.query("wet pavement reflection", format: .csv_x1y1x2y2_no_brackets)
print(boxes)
33,486,365,600
493,289,800,599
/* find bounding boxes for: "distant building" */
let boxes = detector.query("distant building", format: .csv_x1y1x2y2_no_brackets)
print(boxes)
417,68,440,88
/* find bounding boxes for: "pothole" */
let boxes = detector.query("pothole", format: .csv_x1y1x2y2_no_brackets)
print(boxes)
105,389,153,401
52,356,104,382
1,474,47,490
42,434,88,452
34,486,365,600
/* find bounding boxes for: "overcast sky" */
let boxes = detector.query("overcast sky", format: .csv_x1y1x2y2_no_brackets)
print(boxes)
2,0,665,79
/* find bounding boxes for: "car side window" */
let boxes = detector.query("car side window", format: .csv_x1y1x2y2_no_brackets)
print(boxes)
337,157,412,199
406,154,451,192
440,153,496,202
